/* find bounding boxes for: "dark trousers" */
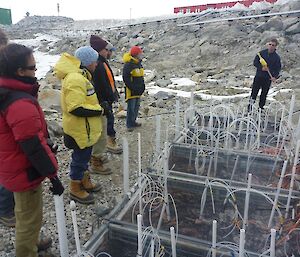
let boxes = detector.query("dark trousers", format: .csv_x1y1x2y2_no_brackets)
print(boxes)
250,76,271,108
126,98,140,128
70,147,92,180
106,103,116,138
0,185,14,216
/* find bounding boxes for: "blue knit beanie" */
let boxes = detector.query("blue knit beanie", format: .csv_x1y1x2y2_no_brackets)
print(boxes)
74,46,98,67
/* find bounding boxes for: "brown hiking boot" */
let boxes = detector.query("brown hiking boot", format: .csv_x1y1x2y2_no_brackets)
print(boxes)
90,156,112,175
0,213,15,227
37,237,52,252
106,136,122,154
81,172,101,192
69,180,94,204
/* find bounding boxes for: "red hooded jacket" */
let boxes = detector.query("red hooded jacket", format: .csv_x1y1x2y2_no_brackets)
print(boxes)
0,77,58,192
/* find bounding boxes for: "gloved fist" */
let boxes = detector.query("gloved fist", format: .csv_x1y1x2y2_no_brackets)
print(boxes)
50,176,64,196
47,138,58,154
100,101,112,117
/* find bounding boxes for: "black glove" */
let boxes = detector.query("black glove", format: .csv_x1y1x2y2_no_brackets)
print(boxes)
50,176,64,196
47,138,58,154
100,101,112,117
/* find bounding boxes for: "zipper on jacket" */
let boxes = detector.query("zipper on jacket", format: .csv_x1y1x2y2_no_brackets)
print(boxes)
85,117,91,142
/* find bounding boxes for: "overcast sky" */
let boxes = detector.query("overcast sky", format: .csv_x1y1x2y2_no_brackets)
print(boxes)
0,0,221,23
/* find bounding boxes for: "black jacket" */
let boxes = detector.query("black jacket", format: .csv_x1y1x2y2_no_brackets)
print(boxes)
254,49,281,79
122,58,145,100
92,55,119,104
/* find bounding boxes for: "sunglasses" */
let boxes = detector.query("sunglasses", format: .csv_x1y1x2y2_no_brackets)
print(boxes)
23,65,37,71
268,43,276,47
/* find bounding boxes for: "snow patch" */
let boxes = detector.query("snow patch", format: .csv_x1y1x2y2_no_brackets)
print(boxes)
13,34,60,79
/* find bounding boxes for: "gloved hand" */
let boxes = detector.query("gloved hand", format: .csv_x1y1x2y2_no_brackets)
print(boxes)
50,176,64,196
47,138,58,154
100,101,112,117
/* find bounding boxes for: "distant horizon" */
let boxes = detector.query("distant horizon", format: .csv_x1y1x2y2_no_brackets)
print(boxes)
0,0,233,24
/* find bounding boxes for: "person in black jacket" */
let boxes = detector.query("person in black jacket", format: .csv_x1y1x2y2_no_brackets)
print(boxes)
90,35,122,166
249,38,281,111
122,46,145,131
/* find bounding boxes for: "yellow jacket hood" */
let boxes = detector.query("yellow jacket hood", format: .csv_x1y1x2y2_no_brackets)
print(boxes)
54,53,81,80
122,52,139,64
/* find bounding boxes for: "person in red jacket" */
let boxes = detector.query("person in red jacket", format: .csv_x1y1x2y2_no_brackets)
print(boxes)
0,43,64,257
0,27,16,228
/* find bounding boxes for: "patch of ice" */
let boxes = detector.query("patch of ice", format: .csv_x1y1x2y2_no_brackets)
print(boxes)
34,51,60,80
14,34,59,48
12,34,60,79
144,69,153,76
207,78,219,82
147,84,251,100
147,83,292,102
169,78,196,87
114,75,123,82
267,88,292,100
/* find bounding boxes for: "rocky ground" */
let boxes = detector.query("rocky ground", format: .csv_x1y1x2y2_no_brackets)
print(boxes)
0,1,300,256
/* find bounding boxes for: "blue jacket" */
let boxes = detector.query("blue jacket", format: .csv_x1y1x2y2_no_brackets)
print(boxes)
254,49,281,79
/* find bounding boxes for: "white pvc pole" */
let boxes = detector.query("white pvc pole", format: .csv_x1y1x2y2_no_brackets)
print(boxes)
296,114,300,140
244,113,250,150
137,214,143,257
138,133,142,214
164,142,171,220
150,239,155,257
190,91,195,122
243,173,252,229
70,200,81,256
54,195,69,257
285,140,300,219
292,208,295,219
229,155,240,186
238,229,245,257
138,133,142,175
170,227,177,257
276,111,285,148
212,220,217,257
157,202,166,231
123,137,129,195
175,99,180,139
268,161,287,228
155,115,161,157
257,108,261,148
287,94,295,128
270,229,276,257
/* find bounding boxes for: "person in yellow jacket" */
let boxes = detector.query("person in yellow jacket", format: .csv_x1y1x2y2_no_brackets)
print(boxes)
54,46,104,204
122,46,145,132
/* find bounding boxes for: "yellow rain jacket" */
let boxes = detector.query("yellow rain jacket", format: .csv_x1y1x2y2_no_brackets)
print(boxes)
54,53,102,149
122,52,145,101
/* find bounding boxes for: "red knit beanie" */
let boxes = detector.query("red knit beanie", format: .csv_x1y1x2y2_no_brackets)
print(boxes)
130,46,143,56
90,35,108,52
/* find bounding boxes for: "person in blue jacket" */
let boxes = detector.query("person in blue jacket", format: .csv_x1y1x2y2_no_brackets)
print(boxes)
249,38,281,111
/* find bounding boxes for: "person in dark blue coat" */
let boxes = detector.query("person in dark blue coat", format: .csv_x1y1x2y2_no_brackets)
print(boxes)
249,38,281,110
